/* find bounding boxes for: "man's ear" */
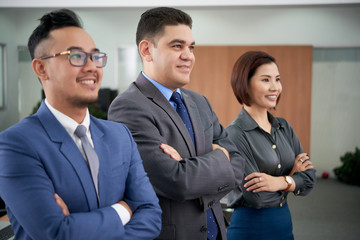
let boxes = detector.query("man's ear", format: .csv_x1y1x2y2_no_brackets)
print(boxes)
138,40,153,62
32,58,48,82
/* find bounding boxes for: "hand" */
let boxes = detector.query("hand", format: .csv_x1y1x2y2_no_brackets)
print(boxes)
289,153,314,175
160,143,182,161
54,193,70,216
212,144,230,161
244,172,287,193
118,200,133,218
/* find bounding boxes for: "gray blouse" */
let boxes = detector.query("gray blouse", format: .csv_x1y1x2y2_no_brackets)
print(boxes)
226,108,316,209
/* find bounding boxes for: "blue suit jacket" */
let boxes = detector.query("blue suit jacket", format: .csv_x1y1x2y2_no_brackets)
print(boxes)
0,101,161,240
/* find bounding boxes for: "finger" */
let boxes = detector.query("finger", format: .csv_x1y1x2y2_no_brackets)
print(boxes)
160,143,170,151
296,153,309,162
54,193,62,205
161,144,175,156
302,160,312,166
246,182,263,192
212,143,219,151
162,148,172,155
245,183,258,191
252,186,264,193
244,177,261,188
305,163,314,169
170,153,181,161
62,208,70,216
244,172,260,181
54,194,70,216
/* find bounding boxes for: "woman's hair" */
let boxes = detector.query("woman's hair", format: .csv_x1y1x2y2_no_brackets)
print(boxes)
231,51,279,106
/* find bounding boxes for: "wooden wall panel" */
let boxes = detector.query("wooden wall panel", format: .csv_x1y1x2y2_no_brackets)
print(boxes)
187,46,312,153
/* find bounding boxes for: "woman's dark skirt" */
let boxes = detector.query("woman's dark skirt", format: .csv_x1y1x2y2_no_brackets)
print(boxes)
227,203,294,240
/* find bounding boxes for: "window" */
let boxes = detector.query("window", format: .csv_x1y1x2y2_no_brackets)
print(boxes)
116,46,142,93
0,43,6,109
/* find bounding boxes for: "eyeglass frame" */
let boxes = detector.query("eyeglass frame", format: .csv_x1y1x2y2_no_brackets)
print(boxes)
39,49,108,68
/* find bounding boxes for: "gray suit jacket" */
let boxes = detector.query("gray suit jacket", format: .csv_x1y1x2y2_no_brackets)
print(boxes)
108,73,245,240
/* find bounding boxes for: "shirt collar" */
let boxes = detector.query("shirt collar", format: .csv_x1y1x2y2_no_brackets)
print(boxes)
44,98,91,135
236,107,281,131
141,71,182,100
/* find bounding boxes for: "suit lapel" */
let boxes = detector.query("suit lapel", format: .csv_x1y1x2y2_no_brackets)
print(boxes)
135,74,196,156
37,102,99,210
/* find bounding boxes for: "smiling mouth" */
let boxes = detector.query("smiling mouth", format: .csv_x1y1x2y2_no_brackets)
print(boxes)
77,75,98,84
266,95,277,101
177,65,192,72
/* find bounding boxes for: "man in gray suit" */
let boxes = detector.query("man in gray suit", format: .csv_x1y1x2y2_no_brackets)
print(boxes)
108,7,245,240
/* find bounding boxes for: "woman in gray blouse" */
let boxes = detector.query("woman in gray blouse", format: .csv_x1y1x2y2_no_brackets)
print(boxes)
226,51,316,240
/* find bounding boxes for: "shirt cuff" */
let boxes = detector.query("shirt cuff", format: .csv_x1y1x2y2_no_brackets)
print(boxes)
111,203,131,225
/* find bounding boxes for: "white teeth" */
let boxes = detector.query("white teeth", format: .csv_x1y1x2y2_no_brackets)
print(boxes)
81,80,95,84
267,95,277,99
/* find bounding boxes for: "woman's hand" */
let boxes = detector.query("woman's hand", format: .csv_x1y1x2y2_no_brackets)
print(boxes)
244,172,287,193
289,153,314,175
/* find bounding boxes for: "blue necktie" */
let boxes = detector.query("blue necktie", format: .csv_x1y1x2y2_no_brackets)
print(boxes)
75,125,99,201
170,92,218,240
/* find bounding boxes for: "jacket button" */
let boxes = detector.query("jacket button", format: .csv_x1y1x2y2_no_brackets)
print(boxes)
218,184,229,191
200,226,207,232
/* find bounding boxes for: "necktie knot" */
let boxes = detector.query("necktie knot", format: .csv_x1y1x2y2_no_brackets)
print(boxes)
75,125,87,138
170,92,183,106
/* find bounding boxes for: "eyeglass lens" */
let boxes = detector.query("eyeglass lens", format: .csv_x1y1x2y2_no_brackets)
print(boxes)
69,50,107,67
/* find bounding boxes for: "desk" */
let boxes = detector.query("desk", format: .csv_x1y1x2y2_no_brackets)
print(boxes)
0,214,13,240
0,215,8,221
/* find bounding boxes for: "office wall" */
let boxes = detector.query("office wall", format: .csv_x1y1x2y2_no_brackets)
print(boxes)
311,48,360,171
0,5,359,172
189,45,313,153
0,12,20,130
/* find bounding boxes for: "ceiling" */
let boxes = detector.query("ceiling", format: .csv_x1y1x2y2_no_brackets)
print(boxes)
0,0,359,8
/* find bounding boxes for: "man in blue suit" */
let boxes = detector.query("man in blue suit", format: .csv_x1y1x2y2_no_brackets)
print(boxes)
0,9,161,240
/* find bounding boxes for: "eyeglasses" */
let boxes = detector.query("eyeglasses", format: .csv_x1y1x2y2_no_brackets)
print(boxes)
39,49,108,68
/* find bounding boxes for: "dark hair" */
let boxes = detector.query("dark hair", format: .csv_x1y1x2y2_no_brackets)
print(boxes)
231,51,280,106
136,7,192,46
27,8,82,59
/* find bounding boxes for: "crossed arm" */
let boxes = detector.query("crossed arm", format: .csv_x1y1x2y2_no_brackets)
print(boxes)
160,143,230,162
243,153,314,193
54,194,133,220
